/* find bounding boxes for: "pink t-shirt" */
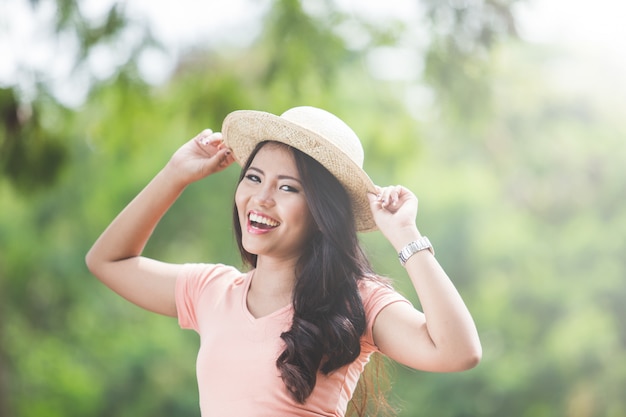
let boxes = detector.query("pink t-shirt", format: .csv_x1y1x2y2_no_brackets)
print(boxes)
175,263,410,417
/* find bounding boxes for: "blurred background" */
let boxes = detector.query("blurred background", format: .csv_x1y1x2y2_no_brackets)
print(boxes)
1,0,625,416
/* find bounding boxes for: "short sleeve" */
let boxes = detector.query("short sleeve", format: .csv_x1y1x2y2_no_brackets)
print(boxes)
175,263,241,331
360,279,412,350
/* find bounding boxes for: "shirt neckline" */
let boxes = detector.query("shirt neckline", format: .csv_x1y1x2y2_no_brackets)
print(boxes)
241,270,293,322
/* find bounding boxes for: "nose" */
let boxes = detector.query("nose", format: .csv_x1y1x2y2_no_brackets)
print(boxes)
252,185,275,207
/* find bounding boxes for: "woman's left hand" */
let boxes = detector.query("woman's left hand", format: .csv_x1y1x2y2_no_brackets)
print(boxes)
367,185,420,249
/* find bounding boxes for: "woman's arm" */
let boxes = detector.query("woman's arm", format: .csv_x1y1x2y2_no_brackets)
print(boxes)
368,186,482,372
85,130,234,317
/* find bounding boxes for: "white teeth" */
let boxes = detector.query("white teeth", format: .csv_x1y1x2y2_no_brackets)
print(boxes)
249,212,279,227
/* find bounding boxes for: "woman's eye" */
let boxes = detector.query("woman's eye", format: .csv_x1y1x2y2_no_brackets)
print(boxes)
280,185,299,193
245,174,261,183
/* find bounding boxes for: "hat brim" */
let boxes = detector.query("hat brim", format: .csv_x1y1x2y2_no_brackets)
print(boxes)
222,110,377,232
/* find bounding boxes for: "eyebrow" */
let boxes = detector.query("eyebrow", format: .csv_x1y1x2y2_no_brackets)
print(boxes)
247,166,302,184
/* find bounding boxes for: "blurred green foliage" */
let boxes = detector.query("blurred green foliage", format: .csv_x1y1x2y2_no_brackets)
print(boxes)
2,1,625,416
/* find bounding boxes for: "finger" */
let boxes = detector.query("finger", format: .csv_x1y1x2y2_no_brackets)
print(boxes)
379,186,394,209
195,129,213,142
367,191,379,203
367,191,384,212
200,133,223,147
388,185,401,206
215,147,234,168
195,129,221,146
394,185,407,205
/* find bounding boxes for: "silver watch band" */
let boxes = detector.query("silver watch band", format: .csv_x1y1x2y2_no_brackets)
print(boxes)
398,236,434,266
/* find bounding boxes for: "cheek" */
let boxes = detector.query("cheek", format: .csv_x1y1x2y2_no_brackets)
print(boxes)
299,204,317,235
234,185,246,218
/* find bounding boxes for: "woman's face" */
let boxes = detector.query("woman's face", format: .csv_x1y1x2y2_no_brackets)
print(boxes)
235,143,316,263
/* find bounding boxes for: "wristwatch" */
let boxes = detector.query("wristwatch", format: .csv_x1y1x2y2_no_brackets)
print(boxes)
398,236,434,266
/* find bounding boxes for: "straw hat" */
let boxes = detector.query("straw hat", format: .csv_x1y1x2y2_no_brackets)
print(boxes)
222,106,377,232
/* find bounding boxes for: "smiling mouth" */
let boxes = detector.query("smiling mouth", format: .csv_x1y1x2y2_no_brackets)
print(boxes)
249,212,280,230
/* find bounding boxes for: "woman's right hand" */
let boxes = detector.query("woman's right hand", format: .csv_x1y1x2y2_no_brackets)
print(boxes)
166,129,236,185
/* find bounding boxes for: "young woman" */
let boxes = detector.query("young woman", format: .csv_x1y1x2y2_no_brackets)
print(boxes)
86,106,481,416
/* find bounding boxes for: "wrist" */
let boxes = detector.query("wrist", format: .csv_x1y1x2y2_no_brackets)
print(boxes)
388,225,421,252
159,164,192,191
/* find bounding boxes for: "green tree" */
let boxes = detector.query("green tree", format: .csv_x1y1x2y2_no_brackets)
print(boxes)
1,1,533,416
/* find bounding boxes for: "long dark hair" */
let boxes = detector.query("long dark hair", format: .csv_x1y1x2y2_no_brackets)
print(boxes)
233,141,374,403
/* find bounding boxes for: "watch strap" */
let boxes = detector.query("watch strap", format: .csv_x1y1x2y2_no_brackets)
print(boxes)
398,236,434,266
